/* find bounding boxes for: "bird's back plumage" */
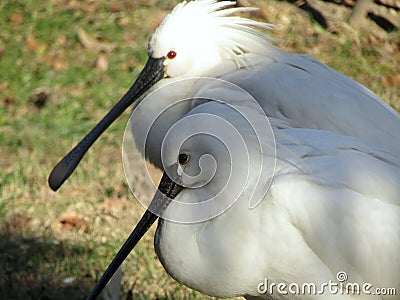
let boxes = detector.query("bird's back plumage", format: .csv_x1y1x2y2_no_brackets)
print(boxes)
218,53,400,156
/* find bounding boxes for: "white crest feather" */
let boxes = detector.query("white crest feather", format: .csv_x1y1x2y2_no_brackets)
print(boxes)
149,0,277,71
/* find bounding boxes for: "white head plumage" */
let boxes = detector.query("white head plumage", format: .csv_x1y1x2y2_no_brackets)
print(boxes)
149,0,276,77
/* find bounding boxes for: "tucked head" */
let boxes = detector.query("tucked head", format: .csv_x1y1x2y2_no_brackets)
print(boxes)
160,105,233,193
159,100,270,214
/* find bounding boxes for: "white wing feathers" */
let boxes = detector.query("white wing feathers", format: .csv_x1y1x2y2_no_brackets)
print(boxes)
274,126,400,206
220,52,400,156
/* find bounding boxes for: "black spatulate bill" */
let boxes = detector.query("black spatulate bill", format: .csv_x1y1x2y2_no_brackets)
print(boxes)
48,57,165,191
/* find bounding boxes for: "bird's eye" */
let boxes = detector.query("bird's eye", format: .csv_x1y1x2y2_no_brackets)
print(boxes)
167,50,177,59
178,153,190,165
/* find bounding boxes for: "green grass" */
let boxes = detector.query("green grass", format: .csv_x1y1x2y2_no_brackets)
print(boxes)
0,0,220,298
0,0,399,299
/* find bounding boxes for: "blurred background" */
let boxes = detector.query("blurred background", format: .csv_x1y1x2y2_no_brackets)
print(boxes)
0,0,399,299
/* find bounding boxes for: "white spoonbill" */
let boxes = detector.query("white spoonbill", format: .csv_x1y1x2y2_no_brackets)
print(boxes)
89,96,400,299
48,0,400,190
45,0,400,298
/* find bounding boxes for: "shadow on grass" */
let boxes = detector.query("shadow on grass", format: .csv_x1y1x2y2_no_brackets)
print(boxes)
0,231,95,300
284,0,398,32
284,0,328,28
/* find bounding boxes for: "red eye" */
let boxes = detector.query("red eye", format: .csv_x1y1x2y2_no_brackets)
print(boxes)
167,50,177,59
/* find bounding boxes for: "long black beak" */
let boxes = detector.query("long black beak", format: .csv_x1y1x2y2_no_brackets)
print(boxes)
86,172,183,300
48,56,165,191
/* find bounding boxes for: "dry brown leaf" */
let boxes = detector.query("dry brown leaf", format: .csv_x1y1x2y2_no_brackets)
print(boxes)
23,34,46,53
99,198,130,214
76,27,115,53
41,50,69,71
382,74,400,88
56,212,90,233
9,12,23,24
117,15,131,28
53,58,68,71
26,273,36,285
96,53,109,71
110,1,120,13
